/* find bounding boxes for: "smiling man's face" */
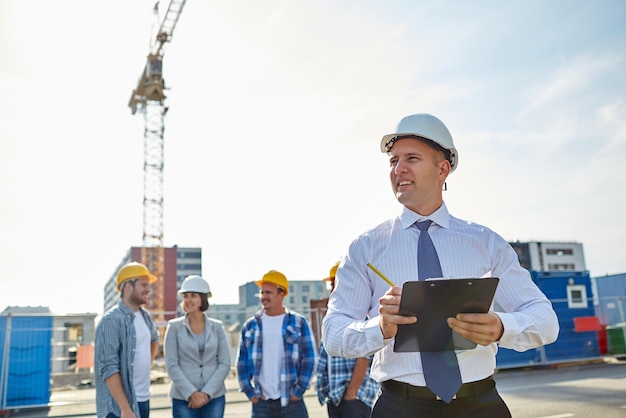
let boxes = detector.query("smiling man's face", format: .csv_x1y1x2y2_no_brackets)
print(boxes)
389,137,450,216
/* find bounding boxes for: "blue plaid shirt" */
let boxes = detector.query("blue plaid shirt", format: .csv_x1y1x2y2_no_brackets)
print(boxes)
94,301,159,418
236,308,317,407
316,343,379,408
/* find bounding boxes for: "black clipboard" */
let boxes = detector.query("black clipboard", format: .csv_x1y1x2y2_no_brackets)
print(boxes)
393,277,499,353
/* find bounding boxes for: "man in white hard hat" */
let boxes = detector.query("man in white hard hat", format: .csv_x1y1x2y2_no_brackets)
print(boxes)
95,262,159,418
322,114,559,417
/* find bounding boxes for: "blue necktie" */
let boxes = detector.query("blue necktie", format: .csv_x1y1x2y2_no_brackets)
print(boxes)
415,220,462,403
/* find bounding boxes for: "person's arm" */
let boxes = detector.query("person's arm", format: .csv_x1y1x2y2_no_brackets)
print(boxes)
146,310,160,362
291,317,317,400
105,373,136,418
200,321,232,398
96,315,136,418
315,344,329,405
151,341,159,363
164,321,198,401
343,357,370,400
236,322,258,401
449,236,559,349
323,235,415,358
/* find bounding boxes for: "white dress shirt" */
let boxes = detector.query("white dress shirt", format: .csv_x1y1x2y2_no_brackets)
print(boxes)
322,202,559,386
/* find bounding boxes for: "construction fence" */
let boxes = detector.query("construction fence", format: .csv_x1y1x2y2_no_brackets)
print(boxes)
2,296,625,414
0,306,327,414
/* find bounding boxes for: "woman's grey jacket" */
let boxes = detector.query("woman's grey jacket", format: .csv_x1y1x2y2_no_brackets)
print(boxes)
164,313,231,401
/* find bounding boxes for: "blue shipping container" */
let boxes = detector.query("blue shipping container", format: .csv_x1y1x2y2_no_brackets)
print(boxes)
0,315,52,408
496,271,600,369
592,273,626,326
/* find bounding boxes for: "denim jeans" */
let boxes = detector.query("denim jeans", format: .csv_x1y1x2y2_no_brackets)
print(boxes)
172,395,226,418
252,398,308,418
106,400,150,418
107,401,150,418
138,401,150,418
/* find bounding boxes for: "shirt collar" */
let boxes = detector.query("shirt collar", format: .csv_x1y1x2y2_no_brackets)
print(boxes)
399,201,450,230
118,300,134,315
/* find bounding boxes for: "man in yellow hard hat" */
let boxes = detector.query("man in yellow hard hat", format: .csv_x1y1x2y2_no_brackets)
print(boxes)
316,261,379,417
95,262,160,418
236,270,317,418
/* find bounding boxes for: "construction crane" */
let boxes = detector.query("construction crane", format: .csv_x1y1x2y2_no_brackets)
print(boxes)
128,0,187,320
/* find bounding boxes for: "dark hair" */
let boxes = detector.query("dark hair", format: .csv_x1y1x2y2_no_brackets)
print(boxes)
119,279,136,298
199,293,209,312
181,292,210,312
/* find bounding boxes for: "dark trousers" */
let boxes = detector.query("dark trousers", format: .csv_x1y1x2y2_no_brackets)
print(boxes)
252,398,308,418
372,386,511,418
327,398,372,418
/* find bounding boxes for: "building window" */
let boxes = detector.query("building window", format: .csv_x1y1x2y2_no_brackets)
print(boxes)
302,285,310,293
178,263,201,270
567,285,588,309
289,296,295,304
546,248,574,256
548,263,575,270
302,296,309,303
66,323,84,343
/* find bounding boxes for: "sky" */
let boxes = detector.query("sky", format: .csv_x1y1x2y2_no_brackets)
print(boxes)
1,0,625,315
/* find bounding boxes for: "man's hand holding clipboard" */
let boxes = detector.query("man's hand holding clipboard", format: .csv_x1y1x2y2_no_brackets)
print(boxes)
368,264,502,352
394,278,500,352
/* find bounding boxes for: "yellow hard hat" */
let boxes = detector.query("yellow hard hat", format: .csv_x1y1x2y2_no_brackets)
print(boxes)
323,261,340,282
255,270,289,295
116,262,157,291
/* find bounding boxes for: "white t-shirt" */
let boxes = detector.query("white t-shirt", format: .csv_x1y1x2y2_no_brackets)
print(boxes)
258,312,285,400
133,312,152,402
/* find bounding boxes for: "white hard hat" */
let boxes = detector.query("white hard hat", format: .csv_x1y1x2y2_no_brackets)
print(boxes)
380,113,459,172
178,275,212,297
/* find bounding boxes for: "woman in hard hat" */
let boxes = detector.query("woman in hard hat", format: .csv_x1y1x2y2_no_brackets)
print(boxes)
164,275,231,418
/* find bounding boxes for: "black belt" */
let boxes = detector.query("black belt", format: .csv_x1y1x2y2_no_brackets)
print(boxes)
381,376,495,401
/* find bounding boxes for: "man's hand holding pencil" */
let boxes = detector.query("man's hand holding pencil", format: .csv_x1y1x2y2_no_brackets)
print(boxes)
368,263,417,339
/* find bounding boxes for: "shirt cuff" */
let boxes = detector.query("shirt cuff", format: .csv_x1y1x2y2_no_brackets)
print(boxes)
494,312,518,345
363,316,387,353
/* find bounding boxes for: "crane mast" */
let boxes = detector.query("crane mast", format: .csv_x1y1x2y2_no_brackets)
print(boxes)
128,0,187,320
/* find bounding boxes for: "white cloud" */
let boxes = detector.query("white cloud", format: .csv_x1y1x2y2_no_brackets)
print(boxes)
1,0,625,312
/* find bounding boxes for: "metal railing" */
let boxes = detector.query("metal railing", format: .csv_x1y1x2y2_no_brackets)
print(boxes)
3,298,625,413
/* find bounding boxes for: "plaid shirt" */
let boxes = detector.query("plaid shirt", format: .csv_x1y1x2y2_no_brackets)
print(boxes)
236,308,317,407
94,301,159,418
316,343,379,408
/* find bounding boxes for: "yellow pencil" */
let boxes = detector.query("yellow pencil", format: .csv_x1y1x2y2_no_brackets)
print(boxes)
367,263,396,287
